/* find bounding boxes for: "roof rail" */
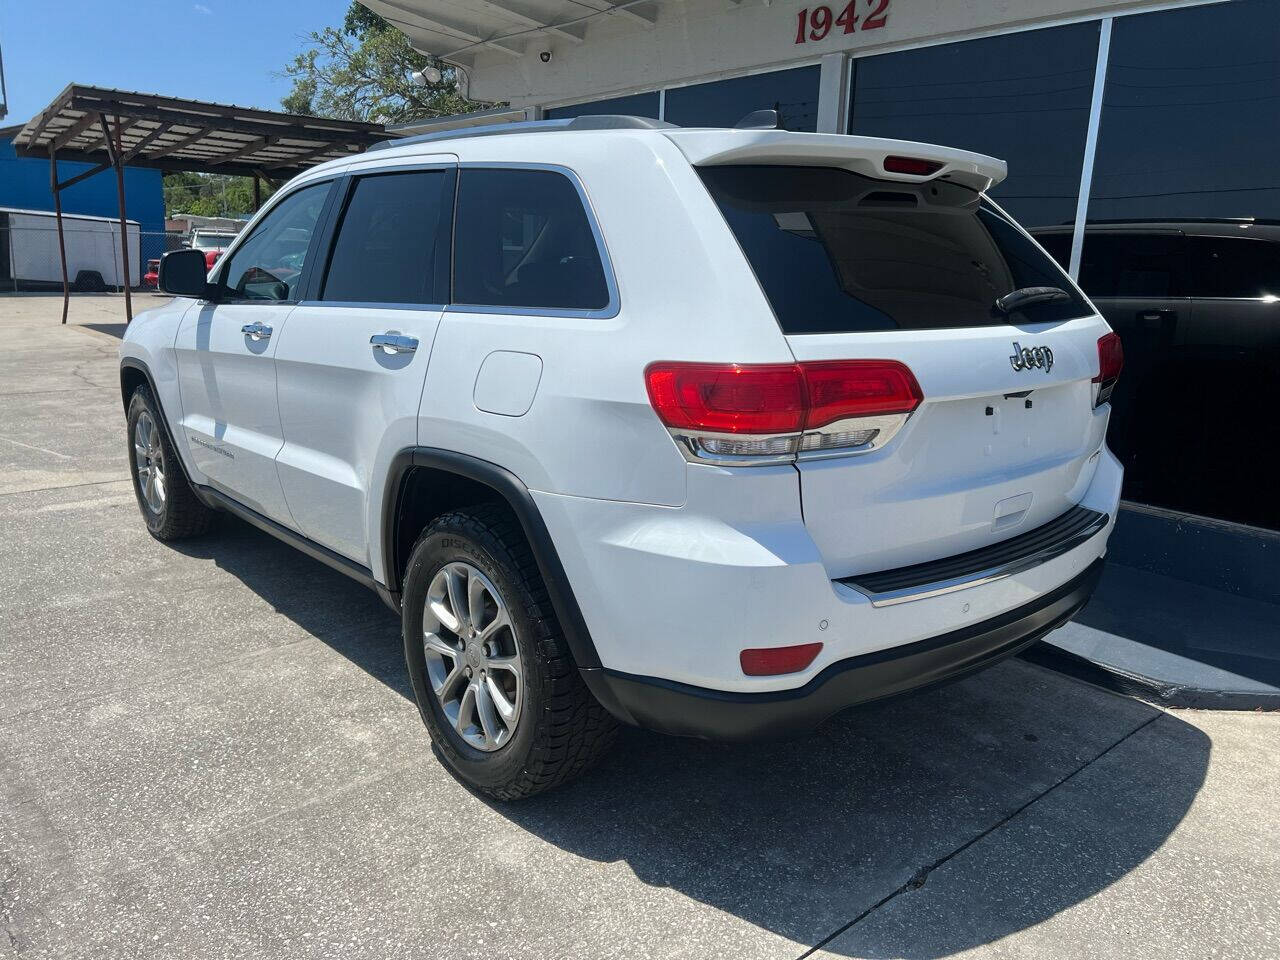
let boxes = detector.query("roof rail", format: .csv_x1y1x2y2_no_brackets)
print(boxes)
369,114,676,152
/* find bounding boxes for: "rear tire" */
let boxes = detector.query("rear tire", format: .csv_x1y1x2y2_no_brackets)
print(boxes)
126,386,214,541
402,503,617,800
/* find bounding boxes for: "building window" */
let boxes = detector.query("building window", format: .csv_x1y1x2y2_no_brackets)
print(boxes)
544,92,660,120
1081,0,1280,530
1089,0,1280,222
663,66,820,131
847,22,1099,231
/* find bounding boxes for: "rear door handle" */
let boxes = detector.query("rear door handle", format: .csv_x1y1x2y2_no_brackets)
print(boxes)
241,321,272,341
370,333,418,355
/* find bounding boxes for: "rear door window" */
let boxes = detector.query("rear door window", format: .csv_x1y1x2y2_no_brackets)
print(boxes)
699,165,1090,334
1186,235,1280,299
320,169,453,305
452,168,611,312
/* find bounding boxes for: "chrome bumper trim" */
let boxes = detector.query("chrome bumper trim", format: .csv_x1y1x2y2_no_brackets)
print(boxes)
840,505,1109,608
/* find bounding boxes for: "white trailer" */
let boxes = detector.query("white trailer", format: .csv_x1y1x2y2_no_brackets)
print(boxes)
0,206,140,289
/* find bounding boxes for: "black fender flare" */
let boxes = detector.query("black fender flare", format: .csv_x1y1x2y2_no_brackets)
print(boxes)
383,448,602,670
383,448,636,724
120,357,191,477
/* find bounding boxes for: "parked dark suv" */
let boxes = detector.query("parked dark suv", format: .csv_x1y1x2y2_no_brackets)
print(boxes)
1035,220,1280,530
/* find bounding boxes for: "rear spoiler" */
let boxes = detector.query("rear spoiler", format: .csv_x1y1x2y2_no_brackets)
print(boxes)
662,130,1007,194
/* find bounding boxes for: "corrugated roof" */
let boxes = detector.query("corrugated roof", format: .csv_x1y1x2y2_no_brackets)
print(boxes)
11,84,388,178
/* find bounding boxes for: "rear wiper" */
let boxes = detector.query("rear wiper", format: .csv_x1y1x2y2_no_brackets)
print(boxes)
995,286,1070,314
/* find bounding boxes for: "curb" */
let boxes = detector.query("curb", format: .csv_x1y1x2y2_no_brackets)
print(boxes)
1020,642,1280,712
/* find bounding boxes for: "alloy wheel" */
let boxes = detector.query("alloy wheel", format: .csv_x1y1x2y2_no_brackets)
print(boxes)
422,561,523,752
133,411,166,515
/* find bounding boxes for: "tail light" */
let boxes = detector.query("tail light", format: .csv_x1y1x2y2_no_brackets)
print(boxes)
1093,332,1123,406
645,360,922,465
883,155,944,176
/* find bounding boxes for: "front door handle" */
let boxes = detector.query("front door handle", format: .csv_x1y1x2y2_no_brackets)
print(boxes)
370,333,419,355
241,321,273,342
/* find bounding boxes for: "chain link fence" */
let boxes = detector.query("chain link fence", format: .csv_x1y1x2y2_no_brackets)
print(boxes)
0,221,187,293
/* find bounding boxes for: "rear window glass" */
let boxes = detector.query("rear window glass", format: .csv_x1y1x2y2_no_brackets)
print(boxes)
699,165,1090,334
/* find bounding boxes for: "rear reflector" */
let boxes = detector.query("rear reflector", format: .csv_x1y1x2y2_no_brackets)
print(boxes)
740,642,823,676
883,155,944,176
644,360,921,434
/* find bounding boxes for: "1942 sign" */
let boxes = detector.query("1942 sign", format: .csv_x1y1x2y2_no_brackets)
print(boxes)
794,0,889,43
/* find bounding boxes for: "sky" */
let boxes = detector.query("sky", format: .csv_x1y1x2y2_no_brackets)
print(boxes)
1,0,353,125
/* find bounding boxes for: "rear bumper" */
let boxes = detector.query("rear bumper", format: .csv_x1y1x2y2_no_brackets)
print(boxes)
592,558,1104,740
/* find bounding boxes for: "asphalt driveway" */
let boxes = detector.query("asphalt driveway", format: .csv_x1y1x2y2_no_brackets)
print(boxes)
1,295,1277,959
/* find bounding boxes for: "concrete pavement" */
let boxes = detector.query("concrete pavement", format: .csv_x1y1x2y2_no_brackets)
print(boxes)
1,294,1276,959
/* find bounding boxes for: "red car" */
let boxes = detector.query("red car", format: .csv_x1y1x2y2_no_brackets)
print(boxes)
143,259,160,289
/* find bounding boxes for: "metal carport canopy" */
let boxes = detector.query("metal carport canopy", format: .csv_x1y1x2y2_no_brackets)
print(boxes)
10,84,388,324
12,84,386,178
358,0,664,68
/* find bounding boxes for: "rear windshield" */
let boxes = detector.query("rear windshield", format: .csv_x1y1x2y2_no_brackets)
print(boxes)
699,165,1091,334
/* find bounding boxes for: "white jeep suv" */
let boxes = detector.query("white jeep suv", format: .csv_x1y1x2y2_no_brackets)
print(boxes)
120,116,1123,799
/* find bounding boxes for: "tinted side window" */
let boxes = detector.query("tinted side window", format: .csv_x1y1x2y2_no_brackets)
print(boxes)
321,170,452,305
1187,236,1280,299
221,182,331,302
453,169,610,312
1077,233,1184,299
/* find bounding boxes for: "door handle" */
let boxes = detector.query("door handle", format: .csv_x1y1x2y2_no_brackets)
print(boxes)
241,321,273,341
370,333,419,355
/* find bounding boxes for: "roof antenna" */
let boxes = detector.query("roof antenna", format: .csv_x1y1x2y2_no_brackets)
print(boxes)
735,108,780,130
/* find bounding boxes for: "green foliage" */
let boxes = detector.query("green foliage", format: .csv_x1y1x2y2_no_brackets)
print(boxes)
163,171,275,219
279,2,492,124
167,4,493,219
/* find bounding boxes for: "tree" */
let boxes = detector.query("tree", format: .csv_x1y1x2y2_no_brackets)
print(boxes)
280,2,490,124
163,172,274,219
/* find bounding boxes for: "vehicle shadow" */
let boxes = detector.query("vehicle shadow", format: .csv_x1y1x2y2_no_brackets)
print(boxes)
169,513,412,699
83,322,129,339
178,513,1210,959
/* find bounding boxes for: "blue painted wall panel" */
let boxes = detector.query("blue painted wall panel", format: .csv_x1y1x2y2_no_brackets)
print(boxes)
0,137,165,234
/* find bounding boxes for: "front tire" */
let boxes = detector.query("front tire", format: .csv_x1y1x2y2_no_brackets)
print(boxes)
402,504,617,800
126,386,214,541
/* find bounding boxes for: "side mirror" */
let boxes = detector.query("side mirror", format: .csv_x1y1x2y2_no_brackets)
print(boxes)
159,249,215,299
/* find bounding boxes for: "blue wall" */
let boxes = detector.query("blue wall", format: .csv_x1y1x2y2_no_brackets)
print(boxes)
0,136,165,234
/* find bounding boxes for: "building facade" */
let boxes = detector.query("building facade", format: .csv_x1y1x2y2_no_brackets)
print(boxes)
377,0,1280,529
0,127,165,235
